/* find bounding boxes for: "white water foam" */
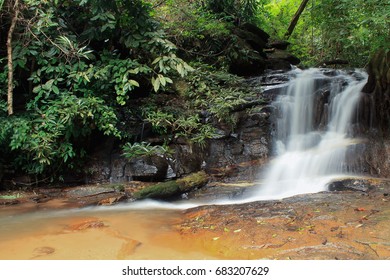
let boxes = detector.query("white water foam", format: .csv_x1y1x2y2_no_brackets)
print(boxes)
250,68,368,200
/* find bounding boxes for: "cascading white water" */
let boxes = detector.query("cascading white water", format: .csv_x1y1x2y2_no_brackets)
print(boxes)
253,68,368,200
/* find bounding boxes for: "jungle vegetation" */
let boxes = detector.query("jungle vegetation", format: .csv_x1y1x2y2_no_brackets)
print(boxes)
0,0,388,182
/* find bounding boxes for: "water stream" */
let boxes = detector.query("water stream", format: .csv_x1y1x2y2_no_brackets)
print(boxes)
250,68,368,200
0,68,369,259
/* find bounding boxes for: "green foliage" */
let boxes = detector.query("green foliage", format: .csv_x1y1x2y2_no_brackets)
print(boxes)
2,0,386,182
0,95,119,174
263,0,389,67
122,141,173,160
0,0,191,178
183,64,250,125
141,106,218,147
311,0,389,66
203,0,267,23
153,0,234,64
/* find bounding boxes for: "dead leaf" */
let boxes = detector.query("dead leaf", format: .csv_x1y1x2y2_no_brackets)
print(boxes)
354,208,366,212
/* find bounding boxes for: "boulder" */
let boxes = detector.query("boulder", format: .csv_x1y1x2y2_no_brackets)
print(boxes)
266,49,301,71
268,40,290,50
168,142,205,177
127,155,169,181
233,28,267,54
229,38,267,76
240,23,270,43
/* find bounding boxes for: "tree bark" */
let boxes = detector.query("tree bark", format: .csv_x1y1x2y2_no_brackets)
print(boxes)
284,0,310,39
6,0,20,116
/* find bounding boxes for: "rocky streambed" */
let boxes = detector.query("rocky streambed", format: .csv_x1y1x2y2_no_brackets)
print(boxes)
0,177,389,260
177,178,390,260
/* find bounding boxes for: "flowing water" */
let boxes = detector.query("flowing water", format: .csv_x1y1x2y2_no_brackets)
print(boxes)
0,68,369,259
250,68,368,200
0,200,212,259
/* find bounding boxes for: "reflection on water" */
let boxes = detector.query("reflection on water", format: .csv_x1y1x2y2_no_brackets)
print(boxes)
0,200,214,260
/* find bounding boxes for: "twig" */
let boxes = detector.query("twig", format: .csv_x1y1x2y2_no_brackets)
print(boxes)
354,240,380,257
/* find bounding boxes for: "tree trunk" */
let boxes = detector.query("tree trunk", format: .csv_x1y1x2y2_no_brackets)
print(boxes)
6,0,20,116
284,0,310,39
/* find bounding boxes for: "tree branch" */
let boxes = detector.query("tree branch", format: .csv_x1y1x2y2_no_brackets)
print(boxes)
284,0,310,40
6,0,20,115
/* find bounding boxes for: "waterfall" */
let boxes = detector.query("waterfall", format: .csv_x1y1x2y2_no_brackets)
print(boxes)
253,68,368,200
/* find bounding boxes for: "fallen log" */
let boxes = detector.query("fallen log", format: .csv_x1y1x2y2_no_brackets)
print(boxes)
133,171,209,199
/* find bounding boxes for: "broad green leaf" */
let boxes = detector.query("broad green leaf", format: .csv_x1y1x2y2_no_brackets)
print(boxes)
152,77,160,92
158,74,166,87
176,64,184,77
152,57,161,64
129,80,139,87
52,86,60,94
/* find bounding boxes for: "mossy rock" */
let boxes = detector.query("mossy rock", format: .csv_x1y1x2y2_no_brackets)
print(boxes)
133,171,208,199
176,171,209,192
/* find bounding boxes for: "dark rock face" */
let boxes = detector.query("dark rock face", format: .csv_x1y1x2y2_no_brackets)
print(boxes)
241,23,270,42
85,144,205,184
265,49,301,71
127,155,168,181
205,110,271,181
268,40,290,50
229,53,267,77
229,23,300,76
233,28,267,54
355,49,390,177
83,102,272,185
359,49,390,134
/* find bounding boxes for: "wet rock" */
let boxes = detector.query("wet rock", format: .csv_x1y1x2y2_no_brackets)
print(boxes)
187,181,253,201
61,185,129,207
64,186,116,198
98,194,127,206
66,219,106,231
177,180,390,259
327,179,373,192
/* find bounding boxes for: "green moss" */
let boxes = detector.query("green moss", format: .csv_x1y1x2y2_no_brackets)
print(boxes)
133,181,180,199
177,171,208,192
0,193,23,200
133,171,209,199
109,184,125,192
